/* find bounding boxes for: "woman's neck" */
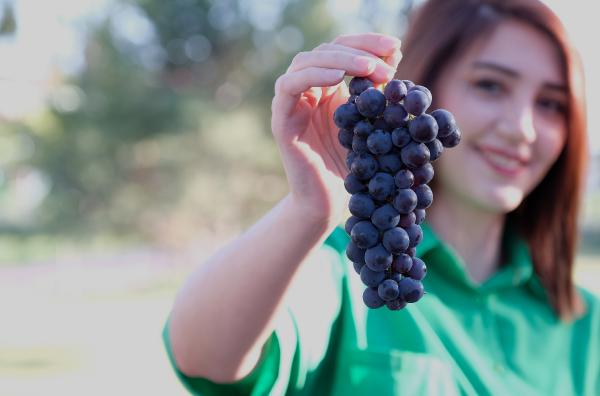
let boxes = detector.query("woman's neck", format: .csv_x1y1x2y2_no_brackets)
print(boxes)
426,191,506,284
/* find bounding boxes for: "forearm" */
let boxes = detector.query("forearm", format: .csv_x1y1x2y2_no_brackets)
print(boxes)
168,193,340,382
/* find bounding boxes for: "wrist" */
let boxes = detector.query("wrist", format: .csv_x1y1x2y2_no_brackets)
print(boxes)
281,194,341,238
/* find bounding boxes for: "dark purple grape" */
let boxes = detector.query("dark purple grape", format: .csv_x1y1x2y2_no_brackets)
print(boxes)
394,169,414,189
404,224,423,247
393,188,418,214
350,153,378,180
392,253,413,274
338,128,354,149
408,85,432,102
384,79,407,103
365,244,393,272
368,172,396,201
386,297,407,310
344,173,367,194
402,80,415,90
344,215,361,235
401,141,430,169
366,130,393,155
336,79,463,311
353,260,364,275
349,193,376,218
382,227,410,254
414,208,426,225
334,102,362,129
363,286,385,308
399,212,416,228
413,184,433,209
353,120,373,138
404,90,430,116
409,114,438,143
412,163,434,186
439,128,461,148
426,139,444,161
431,109,457,138
372,117,392,132
407,257,427,280
346,151,356,170
356,87,386,118
349,77,374,95
389,272,402,283
398,278,424,303
346,240,366,264
360,266,386,287
371,204,400,231
378,279,400,301
378,154,402,173
351,220,379,249
383,103,409,128
391,127,411,148
352,135,369,153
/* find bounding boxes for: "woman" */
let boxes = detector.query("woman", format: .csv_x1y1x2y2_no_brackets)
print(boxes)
163,0,600,394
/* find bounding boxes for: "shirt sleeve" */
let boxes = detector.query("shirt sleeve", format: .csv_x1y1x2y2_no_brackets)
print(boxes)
161,228,347,396
162,309,299,396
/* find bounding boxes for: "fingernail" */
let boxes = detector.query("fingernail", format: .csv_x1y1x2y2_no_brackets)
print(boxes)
391,50,403,65
379,36,401,50
330,69,345,79
387,69,397,80
355,56,375,71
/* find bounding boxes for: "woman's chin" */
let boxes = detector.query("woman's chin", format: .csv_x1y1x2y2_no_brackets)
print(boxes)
477,186,525,213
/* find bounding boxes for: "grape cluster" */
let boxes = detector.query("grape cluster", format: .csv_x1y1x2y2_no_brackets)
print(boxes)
334,77,461,311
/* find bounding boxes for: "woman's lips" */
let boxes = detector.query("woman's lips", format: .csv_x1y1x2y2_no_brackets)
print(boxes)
476,145,530,177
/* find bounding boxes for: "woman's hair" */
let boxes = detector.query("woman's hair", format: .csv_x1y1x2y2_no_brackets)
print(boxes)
398,0,588,321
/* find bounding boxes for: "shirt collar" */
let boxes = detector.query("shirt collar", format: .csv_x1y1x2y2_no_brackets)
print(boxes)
417,221,546,300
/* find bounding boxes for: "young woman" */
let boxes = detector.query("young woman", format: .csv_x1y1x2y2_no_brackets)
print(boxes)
163,0,600,394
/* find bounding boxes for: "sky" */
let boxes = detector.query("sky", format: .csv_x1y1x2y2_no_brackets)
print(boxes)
0,0,598,153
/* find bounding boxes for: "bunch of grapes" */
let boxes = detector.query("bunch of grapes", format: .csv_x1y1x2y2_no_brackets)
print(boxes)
334,76,461,310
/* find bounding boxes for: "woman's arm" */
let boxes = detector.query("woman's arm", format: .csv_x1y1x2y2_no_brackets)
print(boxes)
167,32,401,384
167,193,338,383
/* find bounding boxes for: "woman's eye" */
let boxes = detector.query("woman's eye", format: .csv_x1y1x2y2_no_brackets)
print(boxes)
537,98,567,115
473,79,504,95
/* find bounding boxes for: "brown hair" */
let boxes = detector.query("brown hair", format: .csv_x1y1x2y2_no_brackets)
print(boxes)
398,0,588,321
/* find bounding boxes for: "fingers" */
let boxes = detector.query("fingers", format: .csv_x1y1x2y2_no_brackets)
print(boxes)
332,33,401,57
316,42,401,69
288,50,395,83
273,67,345,116
272,33,403,122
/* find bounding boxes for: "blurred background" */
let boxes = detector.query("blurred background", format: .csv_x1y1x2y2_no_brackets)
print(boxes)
0,0,597,394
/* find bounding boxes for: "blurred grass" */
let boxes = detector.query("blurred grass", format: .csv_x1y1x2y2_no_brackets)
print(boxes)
0,233,139,265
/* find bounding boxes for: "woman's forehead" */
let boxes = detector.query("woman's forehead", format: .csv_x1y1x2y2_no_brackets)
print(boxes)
456,19,565,86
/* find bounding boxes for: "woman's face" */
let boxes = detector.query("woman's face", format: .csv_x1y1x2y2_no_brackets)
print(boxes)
432,19,568,213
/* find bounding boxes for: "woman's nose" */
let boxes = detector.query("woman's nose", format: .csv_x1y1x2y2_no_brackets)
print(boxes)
497,100,537,145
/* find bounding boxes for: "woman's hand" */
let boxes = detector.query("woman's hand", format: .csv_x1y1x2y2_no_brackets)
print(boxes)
271,33,402,225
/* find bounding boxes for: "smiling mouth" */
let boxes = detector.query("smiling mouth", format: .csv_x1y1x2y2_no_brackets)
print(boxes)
476,146,529,176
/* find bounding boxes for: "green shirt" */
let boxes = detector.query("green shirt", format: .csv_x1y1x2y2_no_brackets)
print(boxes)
163,223,600,395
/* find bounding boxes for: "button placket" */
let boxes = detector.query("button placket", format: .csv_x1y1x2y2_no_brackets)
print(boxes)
486,294,508,374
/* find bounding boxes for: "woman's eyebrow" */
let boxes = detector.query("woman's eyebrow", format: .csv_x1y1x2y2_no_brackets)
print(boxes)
472,61,519,77
543,82,567,93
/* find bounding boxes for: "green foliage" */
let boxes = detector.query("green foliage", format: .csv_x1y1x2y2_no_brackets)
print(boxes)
0,3,16,35
0,0,336,243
